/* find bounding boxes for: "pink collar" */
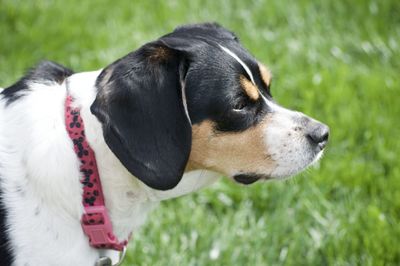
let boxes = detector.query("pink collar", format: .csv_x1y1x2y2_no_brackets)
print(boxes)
65,95,130,252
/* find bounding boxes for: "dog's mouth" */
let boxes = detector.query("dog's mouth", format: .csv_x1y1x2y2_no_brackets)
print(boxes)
233,173,270,185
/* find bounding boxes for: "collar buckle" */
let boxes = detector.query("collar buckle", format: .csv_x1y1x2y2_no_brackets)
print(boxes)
81,206,126,251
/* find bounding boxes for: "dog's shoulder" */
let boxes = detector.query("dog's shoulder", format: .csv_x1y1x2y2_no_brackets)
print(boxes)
1,60,74,106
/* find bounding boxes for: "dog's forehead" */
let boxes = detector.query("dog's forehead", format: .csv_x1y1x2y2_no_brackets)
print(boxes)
163,24,258,74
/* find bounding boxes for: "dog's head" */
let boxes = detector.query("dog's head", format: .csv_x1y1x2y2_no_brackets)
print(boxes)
91,23,329,190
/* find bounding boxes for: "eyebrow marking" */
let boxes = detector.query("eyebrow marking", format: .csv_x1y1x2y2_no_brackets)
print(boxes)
219,44,255,85
239,75,259,101
219,45,276,110
258,63,272,86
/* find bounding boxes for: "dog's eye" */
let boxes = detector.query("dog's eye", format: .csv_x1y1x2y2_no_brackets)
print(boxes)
233,99,247,111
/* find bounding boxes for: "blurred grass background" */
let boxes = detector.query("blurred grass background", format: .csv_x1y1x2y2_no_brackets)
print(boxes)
1,0,399,265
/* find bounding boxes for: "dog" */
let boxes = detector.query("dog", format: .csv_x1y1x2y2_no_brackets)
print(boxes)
0,23,329,265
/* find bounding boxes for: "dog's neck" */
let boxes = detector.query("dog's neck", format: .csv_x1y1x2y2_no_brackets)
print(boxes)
65,70,219,240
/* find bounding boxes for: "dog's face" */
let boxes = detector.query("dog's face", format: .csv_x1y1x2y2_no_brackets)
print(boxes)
91,23,329,190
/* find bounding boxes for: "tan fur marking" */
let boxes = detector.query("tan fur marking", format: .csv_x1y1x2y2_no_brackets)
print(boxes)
259,63,272,86
239,75,259,101
187,119,276,177
99,68,114,88
149,46,171,62
96,67,115,109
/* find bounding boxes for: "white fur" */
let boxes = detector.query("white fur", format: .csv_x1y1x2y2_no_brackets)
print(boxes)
0,71,219,266
263,103,324,178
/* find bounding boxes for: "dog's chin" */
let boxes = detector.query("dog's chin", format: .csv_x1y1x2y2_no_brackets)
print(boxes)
233,150,325,185
271,149,325,179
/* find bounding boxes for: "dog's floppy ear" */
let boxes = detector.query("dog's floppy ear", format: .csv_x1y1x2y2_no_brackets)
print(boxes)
91,40,193,190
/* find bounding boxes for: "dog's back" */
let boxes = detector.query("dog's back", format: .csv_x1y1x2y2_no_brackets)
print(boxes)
0,61,73,106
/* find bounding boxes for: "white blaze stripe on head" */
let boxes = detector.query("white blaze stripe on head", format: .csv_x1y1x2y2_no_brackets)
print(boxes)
180,81,192,125
219,44,255,85
219,44,279,111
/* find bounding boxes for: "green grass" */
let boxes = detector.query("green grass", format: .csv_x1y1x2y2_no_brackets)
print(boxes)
1,0,399,265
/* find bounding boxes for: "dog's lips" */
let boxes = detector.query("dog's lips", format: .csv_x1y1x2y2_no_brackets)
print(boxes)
233,173,266,185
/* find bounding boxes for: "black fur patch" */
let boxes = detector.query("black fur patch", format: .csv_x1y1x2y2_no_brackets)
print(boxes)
233,173,264,184
1,60,74,106
0,171,14,265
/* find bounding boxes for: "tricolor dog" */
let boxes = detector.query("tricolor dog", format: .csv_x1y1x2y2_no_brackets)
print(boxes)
0,23,329,265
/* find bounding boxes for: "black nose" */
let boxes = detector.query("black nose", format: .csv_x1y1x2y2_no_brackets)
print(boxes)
306,123,329,150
